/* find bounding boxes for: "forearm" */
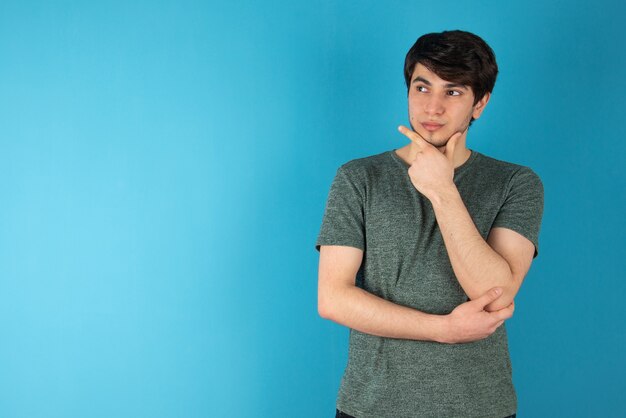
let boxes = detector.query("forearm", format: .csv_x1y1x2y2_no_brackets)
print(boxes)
430,186,514,311
319,284,447,342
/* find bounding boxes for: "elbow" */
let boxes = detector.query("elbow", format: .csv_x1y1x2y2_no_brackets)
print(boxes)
318,290,335,320
318,300,340,322
470,265,517,312
484,287,515,312
318,299,331,320
484,275,519,312
318,284,348,321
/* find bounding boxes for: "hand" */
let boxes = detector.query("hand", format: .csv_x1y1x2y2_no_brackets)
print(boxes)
440,287,515,344
397,125,464,200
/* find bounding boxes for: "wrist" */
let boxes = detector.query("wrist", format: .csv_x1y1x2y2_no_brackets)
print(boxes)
428,183,460,208
434,314,452,344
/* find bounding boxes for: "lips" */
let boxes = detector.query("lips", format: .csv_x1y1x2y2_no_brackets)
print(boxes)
421,122,444,132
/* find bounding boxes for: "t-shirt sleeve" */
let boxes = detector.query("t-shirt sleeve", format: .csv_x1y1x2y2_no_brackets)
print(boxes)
315,165,365,252
491,167,544,258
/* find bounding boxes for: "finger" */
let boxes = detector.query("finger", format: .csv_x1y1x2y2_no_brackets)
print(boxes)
474,287,503,309
397,125,428,150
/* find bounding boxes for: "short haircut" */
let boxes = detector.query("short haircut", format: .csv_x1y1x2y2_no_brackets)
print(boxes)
404,30,499,105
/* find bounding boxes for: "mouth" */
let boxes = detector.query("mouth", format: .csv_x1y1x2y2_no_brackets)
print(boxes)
421,122,444,132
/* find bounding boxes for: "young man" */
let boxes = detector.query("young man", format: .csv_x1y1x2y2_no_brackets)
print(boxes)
315,30,544,418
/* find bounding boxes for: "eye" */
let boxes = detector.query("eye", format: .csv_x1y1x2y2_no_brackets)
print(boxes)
416,86,428,93
447,90,462,96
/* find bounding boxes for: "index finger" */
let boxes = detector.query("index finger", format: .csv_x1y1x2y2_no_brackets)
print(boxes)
397,125,428,150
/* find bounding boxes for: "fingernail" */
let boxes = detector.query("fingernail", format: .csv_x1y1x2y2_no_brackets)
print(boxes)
494,288,502,295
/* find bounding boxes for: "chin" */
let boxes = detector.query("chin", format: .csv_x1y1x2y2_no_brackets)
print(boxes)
432,140,450,150
424,134,450,148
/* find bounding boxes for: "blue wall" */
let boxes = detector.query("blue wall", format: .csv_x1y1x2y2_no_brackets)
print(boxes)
0,1,624,417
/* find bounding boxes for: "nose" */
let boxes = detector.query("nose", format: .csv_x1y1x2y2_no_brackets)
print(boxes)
424,95,445,116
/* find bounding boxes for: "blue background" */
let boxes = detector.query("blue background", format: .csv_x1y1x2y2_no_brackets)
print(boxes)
1,1,624,417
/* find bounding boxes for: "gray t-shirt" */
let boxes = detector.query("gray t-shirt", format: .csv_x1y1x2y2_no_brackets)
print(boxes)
315,148,544,418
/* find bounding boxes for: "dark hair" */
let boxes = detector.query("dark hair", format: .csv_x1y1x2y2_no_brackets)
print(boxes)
404,30,498,105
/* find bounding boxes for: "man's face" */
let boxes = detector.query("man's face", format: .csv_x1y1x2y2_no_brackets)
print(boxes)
407,63,489,148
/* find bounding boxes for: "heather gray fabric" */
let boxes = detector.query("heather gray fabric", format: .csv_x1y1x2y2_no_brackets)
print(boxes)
315,149,544,418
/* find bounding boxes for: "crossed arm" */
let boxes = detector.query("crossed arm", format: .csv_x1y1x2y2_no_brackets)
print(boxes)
431,189,535,312
317,128,537,343
397,124,536,312
318,245,516,344
317,221,533,343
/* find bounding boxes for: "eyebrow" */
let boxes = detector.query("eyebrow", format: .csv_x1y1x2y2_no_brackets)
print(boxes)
412,76,468,90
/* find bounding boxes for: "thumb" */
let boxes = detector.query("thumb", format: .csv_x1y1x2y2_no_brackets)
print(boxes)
444,132,460,162
474,287,503,309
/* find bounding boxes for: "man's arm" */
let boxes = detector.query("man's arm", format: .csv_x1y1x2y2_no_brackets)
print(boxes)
397,125,537,312
430,189,536,312
318,245,515,343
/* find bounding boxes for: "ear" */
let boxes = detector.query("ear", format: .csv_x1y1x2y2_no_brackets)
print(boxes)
471,92,491,120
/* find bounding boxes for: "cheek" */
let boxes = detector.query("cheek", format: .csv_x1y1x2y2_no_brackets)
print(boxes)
453,105,474,122
408,97,421,115
463,110,473,124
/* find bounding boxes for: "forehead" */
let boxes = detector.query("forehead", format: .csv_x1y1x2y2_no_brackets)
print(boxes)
411,63,463,86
